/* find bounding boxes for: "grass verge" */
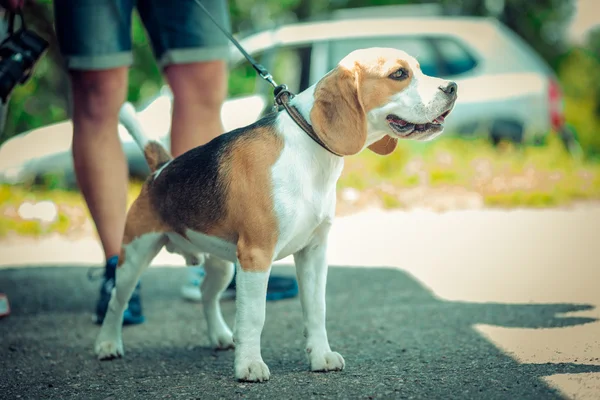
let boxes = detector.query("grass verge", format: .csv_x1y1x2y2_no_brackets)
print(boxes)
0,179,144,238
338,134,600,210
1,134,600,239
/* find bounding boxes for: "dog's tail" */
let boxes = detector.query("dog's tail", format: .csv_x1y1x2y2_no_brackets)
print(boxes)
119,102,172,173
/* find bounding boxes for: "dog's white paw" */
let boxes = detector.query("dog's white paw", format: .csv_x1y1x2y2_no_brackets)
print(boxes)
95,339,124,360
235,359,271,382
210,329,235,350
310,351,345,372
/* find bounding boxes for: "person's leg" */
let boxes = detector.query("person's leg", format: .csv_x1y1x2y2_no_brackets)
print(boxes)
70,69,129,263
137,0,230,157
165,60,227,157
53,0,144,324
70,69,146,324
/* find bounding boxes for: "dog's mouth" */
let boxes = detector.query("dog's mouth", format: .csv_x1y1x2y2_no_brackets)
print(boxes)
386,109,451,137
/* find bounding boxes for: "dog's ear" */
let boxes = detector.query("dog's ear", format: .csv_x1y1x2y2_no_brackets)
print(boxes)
310,67,367,156
368,136,398,155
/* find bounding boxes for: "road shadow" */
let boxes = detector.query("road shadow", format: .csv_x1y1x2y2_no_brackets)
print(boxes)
0,265,598,399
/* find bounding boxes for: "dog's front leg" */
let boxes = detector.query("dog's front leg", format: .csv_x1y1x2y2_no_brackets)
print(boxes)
294,235,345,372
233,243,272,382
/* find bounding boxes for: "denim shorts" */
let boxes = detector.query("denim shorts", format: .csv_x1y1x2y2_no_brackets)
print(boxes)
53,0,231,70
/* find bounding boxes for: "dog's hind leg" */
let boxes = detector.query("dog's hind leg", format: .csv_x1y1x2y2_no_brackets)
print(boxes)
95,232,166,360
201,254,235,350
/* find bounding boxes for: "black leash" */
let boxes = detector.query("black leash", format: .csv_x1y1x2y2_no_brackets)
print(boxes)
191,0,278,89
193,0,342,157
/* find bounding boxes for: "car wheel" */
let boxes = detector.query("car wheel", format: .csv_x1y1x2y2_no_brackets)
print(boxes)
490,120,524,146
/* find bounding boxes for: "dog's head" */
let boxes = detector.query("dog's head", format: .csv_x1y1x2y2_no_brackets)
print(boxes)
310,47,458,156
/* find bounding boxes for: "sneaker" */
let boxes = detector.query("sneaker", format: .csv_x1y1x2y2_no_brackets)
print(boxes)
181,265,237,301
180,266,205,302
180,266,298,302
225,272,299,301
90,255,145,325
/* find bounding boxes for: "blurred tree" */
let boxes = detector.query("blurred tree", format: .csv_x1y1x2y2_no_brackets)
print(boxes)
558,26,600,158
585,27,600,116
1,0,68,143
437,0,576,69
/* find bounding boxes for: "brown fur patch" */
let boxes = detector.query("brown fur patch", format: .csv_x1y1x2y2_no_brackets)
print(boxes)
212,127,283,272
359,58,413,113
118,184,169,267
310,68,367,156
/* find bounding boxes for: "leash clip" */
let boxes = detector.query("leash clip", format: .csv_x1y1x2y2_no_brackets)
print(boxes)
260,71,277,88
254,63,278,88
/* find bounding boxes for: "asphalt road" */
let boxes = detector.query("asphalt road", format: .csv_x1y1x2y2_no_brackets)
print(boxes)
0,264,598,400
1,205,600,399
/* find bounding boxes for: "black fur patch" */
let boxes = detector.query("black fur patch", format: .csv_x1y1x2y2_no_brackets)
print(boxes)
148,112,279,235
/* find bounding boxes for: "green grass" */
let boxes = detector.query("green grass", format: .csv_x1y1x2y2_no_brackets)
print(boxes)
2,135,600,239
0,179,145,238
378,190,404,209
339,134,600,209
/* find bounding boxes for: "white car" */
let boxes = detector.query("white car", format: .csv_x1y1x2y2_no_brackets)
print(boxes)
0,15,567,185
229,15,565,145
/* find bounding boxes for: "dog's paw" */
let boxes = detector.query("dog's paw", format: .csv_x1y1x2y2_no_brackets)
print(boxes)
310,351,345,372
235,359,271,382
210,329,235,351
95,339,124,360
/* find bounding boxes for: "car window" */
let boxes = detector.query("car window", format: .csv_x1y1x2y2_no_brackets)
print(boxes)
328,36,441,76
433,37,478,76
228,45,311,98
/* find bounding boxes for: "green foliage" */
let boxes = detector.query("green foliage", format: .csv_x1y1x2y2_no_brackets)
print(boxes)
1,0,69,143
557,27,600,158
128,12,164,105
439,0,576,69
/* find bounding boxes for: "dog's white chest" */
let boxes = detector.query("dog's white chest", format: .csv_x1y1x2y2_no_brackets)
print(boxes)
270,126,343,260
273,189,335,260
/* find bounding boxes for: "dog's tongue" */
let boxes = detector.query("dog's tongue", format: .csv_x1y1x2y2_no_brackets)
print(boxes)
434,115,445,124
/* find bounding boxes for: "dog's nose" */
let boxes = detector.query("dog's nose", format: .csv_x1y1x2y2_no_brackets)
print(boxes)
439,81,458,98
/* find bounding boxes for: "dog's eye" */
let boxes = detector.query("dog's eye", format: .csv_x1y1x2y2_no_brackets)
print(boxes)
389,68,409,81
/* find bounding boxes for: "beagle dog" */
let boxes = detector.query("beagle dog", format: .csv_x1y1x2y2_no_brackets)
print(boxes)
94,47,457,382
